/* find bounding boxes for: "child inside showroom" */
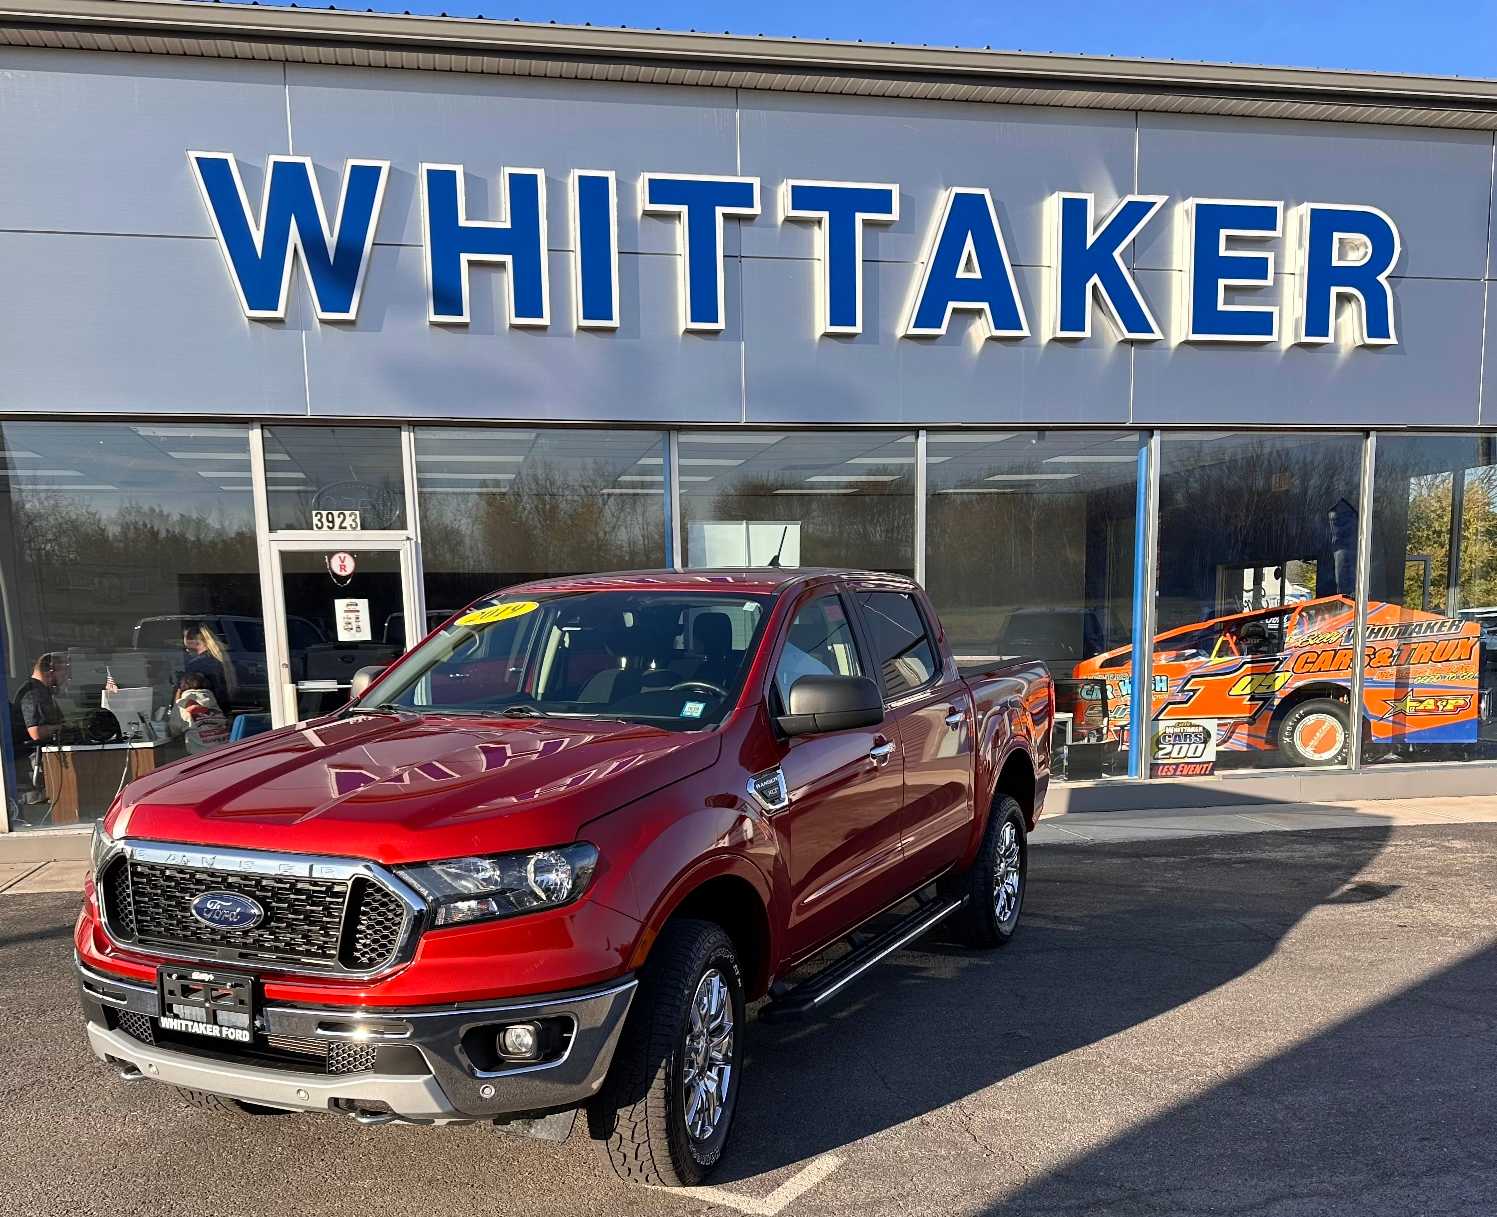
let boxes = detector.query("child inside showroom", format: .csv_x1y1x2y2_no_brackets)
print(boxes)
170,672,230,753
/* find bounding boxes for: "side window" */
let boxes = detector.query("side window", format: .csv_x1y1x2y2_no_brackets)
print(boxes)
287,618,324,651
774,596,864,708
857,591,939,698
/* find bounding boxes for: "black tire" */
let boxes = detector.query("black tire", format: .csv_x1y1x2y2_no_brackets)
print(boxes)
1276,698,1351,767
172,1086,286,1118
952,795,1028,948
588,919,745,1187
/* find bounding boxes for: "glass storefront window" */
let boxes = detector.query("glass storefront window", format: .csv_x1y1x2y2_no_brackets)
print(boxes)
1364,434,1497,764
1,422,267,828
263,425,406,532
415,428,670,614
924,431,1140,780
1150,432,1364,774
680,432,915,576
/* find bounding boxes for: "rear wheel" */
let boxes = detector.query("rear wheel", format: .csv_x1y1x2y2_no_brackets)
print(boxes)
952,795,1027,948
588,919,744,1187
1277,698,1351,767
172,1086,286,1119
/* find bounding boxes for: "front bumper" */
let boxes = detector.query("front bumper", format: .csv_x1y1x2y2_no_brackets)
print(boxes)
78,958,636,1123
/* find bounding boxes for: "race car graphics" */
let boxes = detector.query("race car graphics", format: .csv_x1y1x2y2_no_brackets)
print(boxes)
1072,596,1484,764
1157,657,1286,722
1379,693,1474,719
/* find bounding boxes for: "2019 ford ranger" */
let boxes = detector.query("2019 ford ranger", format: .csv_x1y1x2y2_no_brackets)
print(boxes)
76,568,1053,1186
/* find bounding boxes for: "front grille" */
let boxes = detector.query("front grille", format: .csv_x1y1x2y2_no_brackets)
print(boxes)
123,1017,383,1076
263,1033,380,1075
117,1010,154,1045
104,861,136,938
101,855,411,973
345,883,407,970
329,1041,379,1074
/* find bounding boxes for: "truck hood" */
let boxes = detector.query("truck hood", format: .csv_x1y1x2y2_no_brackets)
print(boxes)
111,713,721,865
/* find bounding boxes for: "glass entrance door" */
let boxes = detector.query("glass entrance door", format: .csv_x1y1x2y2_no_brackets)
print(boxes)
266,540,420,725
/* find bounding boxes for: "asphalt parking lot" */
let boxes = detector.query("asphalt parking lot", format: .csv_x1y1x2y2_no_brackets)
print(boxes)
4,824,1496,1216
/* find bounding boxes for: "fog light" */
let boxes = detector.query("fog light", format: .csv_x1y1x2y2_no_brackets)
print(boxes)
498,1023,540,1061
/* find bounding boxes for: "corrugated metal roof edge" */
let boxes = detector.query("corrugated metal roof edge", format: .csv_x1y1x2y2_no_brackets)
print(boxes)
5,0,1497,131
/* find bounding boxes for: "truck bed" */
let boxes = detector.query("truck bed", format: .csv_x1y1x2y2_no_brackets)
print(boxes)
955,654,1048,683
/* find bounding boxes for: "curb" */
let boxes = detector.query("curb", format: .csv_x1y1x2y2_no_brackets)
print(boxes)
0,826,90,864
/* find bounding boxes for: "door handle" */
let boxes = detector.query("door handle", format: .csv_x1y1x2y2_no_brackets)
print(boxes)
944,708,964,728
868,740,896,766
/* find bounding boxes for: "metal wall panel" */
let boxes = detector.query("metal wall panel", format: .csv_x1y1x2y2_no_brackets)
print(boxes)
1134,114,1493,280
741,259,1132,424
0,48,1492,430
0,230,309,414
1132,270,1485,426
738,94,1137,266
302,246,744,422
1481,281,1497,427
286,66,740,255
0,48,289,240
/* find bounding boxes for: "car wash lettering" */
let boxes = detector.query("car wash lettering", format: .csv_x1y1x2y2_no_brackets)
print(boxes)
187,153,1402,348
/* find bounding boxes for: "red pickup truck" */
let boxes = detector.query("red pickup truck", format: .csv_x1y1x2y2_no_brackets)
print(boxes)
76,568,1053,1186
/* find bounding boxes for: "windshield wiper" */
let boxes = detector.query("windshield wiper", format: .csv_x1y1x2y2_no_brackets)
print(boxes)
337,702,413,720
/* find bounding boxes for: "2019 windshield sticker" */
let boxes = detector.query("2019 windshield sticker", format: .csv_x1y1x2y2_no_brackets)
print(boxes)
456,600,540,627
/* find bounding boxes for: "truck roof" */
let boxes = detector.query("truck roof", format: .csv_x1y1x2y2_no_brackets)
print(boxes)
501,567,913,597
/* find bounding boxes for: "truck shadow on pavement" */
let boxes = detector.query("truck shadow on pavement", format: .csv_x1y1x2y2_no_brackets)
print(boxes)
724,825,1398,1185
985,934,1497,1215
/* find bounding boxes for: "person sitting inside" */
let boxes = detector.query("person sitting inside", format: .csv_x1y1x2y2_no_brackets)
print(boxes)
10,652,66,819
181,622,235,713
170,672,230,754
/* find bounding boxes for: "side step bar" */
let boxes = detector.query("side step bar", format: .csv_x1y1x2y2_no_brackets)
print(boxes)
759,895,966,1023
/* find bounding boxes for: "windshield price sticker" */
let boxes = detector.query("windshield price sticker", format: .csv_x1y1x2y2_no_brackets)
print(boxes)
312,510,362,531
457,600,540,627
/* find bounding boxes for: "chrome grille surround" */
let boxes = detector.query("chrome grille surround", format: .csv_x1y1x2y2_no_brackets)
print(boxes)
96,839,428,980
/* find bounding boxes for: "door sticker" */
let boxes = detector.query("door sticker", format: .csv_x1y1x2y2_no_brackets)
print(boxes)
335,598,372,642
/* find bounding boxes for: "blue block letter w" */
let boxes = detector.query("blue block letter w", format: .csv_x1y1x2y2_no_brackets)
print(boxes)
189,152,389,321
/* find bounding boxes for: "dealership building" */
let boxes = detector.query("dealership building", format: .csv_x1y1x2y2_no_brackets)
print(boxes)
5,0,1497,834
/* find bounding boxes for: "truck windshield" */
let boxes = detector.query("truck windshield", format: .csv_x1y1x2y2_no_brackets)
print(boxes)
359,590,772,730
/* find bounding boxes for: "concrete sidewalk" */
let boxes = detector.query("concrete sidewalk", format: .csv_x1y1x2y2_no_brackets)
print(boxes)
5,795,1497,897
1030,794,1497,844
0,859,89,896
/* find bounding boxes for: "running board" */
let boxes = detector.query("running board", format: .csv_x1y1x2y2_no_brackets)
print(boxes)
758,896,966,1022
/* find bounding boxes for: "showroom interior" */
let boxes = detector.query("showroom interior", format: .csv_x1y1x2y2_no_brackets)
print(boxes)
4,419,1495,830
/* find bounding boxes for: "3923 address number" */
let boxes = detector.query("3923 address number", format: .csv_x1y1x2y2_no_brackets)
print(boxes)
311,510,362,531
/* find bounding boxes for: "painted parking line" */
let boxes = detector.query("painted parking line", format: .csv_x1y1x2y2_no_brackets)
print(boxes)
653,1153,843,1216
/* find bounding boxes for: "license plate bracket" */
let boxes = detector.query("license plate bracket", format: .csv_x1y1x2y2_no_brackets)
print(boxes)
157,966,257,1044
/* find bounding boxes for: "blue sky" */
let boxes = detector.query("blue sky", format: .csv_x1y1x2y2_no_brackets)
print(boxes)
341,1,1497,78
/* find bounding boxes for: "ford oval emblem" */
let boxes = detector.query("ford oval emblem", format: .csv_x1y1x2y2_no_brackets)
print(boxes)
189,891,265,932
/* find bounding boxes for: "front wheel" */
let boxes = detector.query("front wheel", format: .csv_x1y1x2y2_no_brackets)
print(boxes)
1276,698,1351,767
589,919,744,1187
952,795,1028,948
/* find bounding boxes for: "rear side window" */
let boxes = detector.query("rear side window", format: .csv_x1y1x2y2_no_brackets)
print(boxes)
857,591,939,697
774,595,865,707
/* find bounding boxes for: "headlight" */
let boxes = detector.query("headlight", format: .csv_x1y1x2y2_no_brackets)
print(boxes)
399,843,599,927
90,820,114,876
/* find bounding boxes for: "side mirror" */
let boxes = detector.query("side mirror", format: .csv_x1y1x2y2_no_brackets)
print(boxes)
349,665,387,700
777,674,883,737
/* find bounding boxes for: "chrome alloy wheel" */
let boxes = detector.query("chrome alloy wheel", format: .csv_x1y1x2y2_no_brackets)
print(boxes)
993,819,1023,926
682,968,734,1142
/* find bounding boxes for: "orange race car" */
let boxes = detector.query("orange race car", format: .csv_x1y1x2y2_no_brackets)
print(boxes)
1071,595,1484,772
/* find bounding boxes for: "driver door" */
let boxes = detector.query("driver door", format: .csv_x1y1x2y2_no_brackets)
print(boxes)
768,591,904,961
